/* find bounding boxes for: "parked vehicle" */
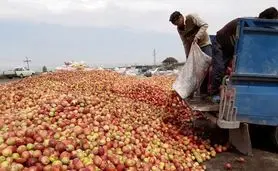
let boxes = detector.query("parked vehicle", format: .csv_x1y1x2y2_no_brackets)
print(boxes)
3,67,35,78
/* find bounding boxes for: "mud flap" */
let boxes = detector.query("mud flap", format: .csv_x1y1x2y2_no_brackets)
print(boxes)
229,123,253,156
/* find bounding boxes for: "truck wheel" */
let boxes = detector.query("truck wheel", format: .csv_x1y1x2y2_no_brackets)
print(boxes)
144,72,152,77
270,126,278,149
20,74,24,78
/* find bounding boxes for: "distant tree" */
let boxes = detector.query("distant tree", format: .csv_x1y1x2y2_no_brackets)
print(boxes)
42,66,48,72
162,57,178,65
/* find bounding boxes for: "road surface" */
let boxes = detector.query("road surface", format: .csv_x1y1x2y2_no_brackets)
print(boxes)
0,78,21,84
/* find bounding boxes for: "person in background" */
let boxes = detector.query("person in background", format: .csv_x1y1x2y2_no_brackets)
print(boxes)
209,7,278,101
169,11,212,98
259,7,278,19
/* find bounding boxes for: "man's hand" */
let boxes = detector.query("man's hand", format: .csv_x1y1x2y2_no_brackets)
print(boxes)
193,36,199,44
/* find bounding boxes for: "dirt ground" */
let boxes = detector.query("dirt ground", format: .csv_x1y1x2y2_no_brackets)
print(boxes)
1,78,278,171
206,149,278,171
204,125,278,171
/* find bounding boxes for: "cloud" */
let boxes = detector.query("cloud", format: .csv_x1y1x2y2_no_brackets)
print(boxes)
0,0,277,69
0,0,277,34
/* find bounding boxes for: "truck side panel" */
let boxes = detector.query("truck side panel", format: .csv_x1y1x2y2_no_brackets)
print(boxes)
233,82,278,126
231,18,278,126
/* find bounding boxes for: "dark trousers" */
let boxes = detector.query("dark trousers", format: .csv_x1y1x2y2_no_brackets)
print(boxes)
199,44,213,94
210,41,233,95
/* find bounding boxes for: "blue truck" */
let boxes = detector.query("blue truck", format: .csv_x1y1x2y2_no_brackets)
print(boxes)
188,18,278,155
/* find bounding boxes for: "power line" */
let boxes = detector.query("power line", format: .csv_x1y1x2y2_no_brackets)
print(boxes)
23,57,31,70
153,49,156,66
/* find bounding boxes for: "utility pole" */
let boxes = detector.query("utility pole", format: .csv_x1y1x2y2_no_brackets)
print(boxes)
23,57,31,70
153,49,156,66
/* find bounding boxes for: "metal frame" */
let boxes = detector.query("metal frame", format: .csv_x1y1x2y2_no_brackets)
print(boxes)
217,85,240,129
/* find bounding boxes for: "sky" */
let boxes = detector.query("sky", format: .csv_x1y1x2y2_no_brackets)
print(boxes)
0,0,277,71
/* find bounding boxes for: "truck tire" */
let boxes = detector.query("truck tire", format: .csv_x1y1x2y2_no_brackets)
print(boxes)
144,72,152,77
20,74,24,78
270,126,278,149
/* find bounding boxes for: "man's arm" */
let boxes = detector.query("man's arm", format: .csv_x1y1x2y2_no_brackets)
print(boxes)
189,14,209,40
178,29,190,57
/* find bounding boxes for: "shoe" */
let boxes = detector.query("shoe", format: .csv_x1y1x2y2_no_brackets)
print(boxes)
206,95,220,103
211,95,220,103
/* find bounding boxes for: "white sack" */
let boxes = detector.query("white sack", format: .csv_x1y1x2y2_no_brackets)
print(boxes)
173,43,212,99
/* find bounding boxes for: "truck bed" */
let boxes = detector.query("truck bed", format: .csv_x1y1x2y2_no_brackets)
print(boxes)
186,97,219,112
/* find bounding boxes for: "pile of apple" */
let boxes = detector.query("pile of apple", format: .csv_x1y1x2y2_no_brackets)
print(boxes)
0,71,227,171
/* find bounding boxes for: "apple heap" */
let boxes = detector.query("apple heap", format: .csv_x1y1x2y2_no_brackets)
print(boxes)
0,71,227,171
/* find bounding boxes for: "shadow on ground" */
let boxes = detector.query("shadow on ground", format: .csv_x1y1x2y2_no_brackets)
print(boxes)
205,125,278,171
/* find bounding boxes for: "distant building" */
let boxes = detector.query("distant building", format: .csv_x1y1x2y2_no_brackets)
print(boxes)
162,57,178,65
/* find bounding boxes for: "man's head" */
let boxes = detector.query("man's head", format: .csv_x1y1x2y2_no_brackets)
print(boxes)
169,11,185,27
259,7,278,19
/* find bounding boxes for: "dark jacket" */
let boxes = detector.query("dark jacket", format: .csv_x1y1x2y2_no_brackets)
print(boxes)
216,18,240,56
